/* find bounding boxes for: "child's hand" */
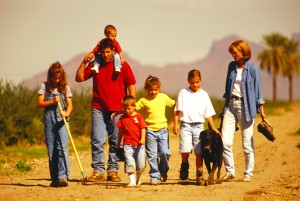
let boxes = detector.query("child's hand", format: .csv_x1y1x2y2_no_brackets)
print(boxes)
54,96,60,104
173,126,179,135
111,112,117,120
139,136,145,145
60,111,69,119
111,110,124,120
213,128,222,136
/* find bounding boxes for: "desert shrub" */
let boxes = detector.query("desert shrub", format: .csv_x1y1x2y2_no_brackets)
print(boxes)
14,159,32,173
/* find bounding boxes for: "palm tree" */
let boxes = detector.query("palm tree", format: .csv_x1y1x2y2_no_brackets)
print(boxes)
282,39,300,103
257,33,288,101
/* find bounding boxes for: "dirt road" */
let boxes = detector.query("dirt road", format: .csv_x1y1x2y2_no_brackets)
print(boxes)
1,104,299,201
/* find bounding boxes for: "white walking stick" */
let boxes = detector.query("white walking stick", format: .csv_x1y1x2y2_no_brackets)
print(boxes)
57,102,86,178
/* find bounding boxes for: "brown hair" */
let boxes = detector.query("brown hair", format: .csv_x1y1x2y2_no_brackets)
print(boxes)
228,40,252,61
143,75,161,92
122,95,136,108
104,24,117,36
46,61,67,94
187,69,201,81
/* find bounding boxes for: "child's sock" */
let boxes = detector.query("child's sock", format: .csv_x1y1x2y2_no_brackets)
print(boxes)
127,173,136,186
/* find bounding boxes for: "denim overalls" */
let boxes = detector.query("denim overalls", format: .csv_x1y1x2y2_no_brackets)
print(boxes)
44,88,70,183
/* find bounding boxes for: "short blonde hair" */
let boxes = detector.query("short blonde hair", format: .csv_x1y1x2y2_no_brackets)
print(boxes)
122,95,136,108
228,40,252,61
104,25,117,36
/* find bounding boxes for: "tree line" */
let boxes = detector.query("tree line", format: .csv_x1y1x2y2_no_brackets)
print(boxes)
258,32,300,103
0,80,227,149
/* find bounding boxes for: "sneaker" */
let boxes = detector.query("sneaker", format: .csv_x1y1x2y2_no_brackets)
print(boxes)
149,180,159,185
127,183,136,187
107,172,121,182
160,173,168,182
196,170,208,186
58,179,68,187
87,172,106,183
179,162,189,180
222,174,235,181
91,65,99,74
243,176,252,182
50,179,68,187
49,182,58,187
115,67,121,74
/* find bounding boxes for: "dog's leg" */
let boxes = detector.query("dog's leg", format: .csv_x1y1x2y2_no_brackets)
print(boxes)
208,163,218,185
216,166,222,184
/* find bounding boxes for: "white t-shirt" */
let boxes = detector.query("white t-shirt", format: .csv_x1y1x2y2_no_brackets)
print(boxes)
174,87,216,123
38,82,72,98
232,68,243,97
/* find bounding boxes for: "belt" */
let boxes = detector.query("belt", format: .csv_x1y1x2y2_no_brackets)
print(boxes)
182,122,203,126
231,95,243,101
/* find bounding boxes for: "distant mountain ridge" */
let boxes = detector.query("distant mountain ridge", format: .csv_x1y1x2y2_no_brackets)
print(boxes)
24,34,300,100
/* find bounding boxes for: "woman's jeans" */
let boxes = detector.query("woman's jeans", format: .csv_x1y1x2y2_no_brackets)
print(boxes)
91,108,120,173
44,93,70,183
222,99,255,178
146,128,171,181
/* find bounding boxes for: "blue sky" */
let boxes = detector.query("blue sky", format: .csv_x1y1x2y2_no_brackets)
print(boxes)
1,0,300,83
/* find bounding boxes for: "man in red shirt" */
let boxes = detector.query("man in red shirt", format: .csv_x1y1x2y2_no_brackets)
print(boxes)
75,38,136,183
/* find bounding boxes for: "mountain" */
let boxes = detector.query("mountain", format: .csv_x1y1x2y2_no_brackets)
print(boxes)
23,34,300,100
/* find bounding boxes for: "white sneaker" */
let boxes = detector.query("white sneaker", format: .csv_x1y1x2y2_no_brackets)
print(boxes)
91,65,99,73
127,182,136,187
149,180,159,185
115,67,121,73
243,176,252,182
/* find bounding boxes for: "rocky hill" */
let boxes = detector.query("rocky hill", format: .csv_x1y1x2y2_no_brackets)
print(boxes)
23,34,300,100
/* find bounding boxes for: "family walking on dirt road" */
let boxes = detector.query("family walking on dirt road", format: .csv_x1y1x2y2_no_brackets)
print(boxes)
38,24,267,187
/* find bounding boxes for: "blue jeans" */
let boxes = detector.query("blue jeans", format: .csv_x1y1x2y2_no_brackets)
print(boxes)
179,122,204,155
91,108,120,173
44,93,70,183
94,52,122,69
222,99,255,177
146,128,171,181
123,145,146,173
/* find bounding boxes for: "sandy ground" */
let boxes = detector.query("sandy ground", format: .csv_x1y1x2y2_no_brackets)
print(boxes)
0,104,300,201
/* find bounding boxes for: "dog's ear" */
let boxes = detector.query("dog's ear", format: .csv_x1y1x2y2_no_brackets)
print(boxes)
199,130,207,140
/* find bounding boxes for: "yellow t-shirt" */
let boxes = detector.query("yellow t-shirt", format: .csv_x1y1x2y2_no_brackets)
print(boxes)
136,93,175,131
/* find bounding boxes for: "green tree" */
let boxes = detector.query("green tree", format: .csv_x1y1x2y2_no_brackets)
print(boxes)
282,39,300,103
257,32,288,101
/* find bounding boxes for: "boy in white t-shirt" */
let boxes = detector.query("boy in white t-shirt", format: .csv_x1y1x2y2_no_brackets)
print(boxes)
173,69,221,185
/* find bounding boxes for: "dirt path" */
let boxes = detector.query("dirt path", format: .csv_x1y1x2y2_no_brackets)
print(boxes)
1,104,300,201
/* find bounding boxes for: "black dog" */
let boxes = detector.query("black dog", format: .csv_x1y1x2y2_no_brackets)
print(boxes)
200,129,223,184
